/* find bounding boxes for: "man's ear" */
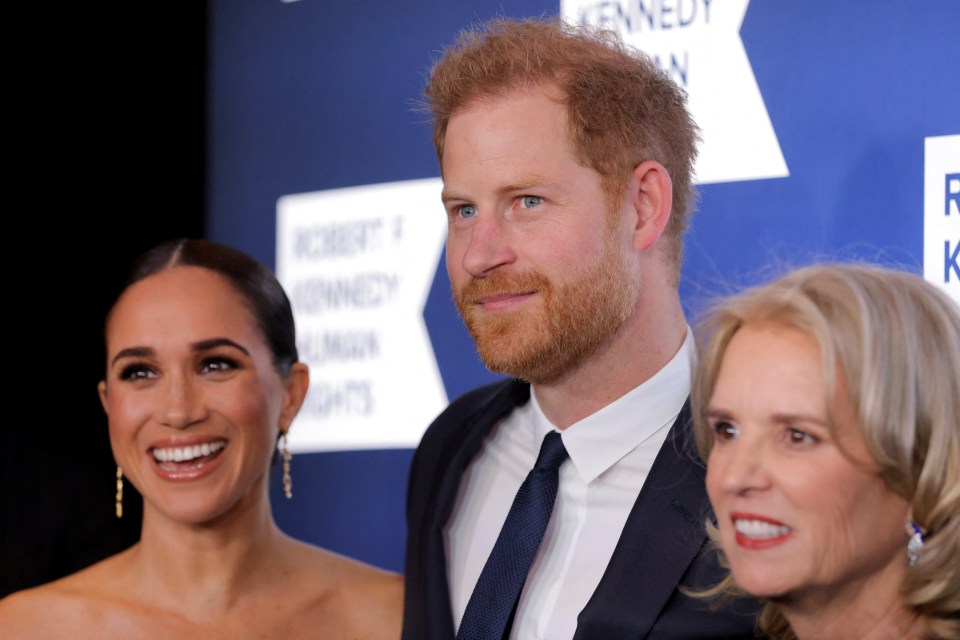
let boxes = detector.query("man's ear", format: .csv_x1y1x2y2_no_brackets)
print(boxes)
627,160,673,253
279,362,310,432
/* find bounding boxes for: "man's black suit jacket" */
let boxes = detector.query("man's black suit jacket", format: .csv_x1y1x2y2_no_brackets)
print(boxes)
402,378,760,639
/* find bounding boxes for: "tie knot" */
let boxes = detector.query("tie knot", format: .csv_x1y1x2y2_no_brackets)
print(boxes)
534,431,568,473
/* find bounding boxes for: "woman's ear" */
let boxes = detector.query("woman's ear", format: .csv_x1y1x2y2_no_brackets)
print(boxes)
98,380,109,416
627,160,673,253
280,362,310,431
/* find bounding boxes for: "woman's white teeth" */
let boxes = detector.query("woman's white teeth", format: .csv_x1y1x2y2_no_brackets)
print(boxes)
153,441,226,463
734,519,791,539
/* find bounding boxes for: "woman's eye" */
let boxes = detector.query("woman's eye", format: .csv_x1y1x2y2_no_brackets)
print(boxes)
786,428,817,445
711,420,738,441
201,357,238,374
519,195,542,208
457,205,478,219
119,364,155,381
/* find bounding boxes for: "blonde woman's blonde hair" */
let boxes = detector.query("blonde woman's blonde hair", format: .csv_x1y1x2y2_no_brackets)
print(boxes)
691,262,960,640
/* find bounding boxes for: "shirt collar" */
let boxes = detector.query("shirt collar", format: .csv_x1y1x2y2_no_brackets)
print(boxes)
528,326,694,483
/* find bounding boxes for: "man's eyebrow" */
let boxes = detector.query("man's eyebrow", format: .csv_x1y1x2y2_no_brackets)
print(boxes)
441,178,554,204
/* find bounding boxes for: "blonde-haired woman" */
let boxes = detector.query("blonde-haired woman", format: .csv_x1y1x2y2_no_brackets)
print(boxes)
692,262,959,640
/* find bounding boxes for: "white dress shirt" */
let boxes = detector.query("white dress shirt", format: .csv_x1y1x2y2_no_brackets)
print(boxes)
445,328,695,639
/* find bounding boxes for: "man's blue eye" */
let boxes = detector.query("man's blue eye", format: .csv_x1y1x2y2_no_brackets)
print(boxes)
520,196,542,208
459,205,478,219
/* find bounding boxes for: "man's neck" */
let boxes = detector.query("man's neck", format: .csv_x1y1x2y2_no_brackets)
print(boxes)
533,298,687,428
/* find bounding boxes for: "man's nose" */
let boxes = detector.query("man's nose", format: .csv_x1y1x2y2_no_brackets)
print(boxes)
458,211,517,277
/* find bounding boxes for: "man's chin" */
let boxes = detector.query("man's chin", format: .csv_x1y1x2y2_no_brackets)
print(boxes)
473,336,571,385
472,328,538,373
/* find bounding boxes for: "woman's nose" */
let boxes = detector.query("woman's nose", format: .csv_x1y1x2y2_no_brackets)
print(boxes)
712,437,771,495
158,374,206,429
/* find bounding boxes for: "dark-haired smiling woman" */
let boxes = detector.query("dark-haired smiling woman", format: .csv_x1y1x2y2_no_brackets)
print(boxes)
0,239,403,639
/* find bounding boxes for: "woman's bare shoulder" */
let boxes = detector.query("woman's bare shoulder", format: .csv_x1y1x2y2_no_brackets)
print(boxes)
333,551,404,605
289,538,402,588
345,563,404,640
0,558,125,639
0,585,65,637
284,540,404,638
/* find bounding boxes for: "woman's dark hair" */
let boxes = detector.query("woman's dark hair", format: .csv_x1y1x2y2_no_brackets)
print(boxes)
111,238,299,377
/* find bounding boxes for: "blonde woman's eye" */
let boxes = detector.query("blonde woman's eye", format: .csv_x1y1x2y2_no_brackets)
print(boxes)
711,420,738,441
787,428,817,445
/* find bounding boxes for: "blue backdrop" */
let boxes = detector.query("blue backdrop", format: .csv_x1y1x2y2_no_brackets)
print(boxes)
206,0,959,573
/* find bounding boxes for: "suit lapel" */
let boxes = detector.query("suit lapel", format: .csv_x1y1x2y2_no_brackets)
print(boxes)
430,379,530,528
426,379,531,638
574,401,710,639
422,389,709,639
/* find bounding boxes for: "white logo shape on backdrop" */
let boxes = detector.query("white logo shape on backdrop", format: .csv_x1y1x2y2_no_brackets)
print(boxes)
276,178,449,452
924,134,960,305
562,0,788,184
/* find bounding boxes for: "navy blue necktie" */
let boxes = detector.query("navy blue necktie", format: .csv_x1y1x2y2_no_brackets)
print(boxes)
457,431,569,640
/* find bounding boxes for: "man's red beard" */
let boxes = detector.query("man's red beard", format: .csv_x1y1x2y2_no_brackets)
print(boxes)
452,237,638,385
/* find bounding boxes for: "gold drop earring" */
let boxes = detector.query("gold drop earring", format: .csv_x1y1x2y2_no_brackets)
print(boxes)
115,466,124,518
280,433,293,499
